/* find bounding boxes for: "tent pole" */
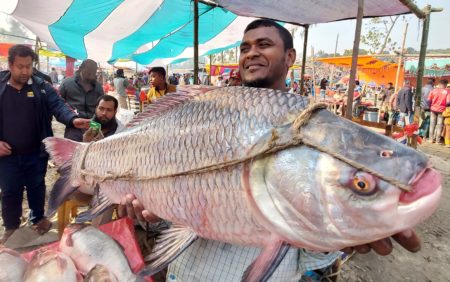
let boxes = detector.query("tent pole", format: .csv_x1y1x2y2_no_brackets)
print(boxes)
299,25,309,96
329,33,339,88
415,6,431,118
193,0,199,84
345,0,364,119
311,46,316,102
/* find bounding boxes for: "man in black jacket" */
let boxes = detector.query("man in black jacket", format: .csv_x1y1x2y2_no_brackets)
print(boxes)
396,80,414,127
59,59,104,141
0,45,90,243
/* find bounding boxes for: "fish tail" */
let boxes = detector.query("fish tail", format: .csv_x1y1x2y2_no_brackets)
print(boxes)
43,137,82,217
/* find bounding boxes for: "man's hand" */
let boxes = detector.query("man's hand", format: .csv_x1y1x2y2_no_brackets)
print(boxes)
72,118,91,129
341,229,421,256
117,194,160,223
83,127,105,142
0,141,12,157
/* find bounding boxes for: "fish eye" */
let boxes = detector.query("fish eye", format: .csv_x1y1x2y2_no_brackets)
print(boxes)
380,150,393,158
351,172,378,196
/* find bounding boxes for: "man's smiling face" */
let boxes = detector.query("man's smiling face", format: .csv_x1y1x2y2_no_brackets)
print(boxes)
239,26,295,90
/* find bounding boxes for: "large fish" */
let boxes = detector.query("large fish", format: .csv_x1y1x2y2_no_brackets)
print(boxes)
23,249,81,282
0,246,28,282
59,225,141,282
45,86,442,281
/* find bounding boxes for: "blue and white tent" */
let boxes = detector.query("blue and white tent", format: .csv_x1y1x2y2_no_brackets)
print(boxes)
0,0,417,65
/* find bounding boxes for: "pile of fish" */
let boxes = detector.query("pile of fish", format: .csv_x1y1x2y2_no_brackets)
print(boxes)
43,86,442,281
0,225,142,282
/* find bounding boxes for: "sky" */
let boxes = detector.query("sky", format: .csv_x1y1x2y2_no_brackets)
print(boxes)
0,0,448,58
296,0,450,55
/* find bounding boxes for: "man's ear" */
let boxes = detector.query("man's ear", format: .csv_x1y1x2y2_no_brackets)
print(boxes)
285,48,296,68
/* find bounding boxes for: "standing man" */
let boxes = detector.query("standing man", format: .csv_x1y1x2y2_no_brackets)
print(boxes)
427,79,450,144
59,59,104,141
419,78,435,140
146,67,176,103
0,45,90,243
396,80,414,127
121,20,422,281
113,69,129,110
49,67,58,85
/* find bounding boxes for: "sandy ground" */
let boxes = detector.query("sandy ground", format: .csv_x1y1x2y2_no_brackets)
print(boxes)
1,120,449,281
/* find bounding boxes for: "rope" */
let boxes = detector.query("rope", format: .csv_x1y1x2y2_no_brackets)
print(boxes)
79,103,412,192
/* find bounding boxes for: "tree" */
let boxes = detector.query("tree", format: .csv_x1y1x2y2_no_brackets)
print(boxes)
361,16,401,54
343,49,368,56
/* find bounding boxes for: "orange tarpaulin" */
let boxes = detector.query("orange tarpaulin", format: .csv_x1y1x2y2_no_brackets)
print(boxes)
318,55,404,86
0,43,15,57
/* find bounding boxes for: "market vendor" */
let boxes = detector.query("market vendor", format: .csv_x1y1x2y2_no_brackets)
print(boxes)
120,19,421,281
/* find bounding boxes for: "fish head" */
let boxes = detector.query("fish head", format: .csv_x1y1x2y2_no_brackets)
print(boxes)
246,109,442,251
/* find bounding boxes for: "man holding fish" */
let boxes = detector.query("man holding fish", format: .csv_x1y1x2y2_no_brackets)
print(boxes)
119,19,425,281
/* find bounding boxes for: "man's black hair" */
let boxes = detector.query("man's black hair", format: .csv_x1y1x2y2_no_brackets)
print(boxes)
355,80,360,86
439,78,448,86
244,19,293,51
96,95,118,111
79,59,97,69
149,67,166,78
116,68,125,78
8,44,38,64
427,78,435,85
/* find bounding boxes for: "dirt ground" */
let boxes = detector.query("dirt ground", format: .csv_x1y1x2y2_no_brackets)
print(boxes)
1,120,449,281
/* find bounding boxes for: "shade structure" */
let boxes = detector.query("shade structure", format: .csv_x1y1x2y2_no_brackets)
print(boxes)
211,0,418,24
318,55,403,86
318,56,398,69
0,0,421,65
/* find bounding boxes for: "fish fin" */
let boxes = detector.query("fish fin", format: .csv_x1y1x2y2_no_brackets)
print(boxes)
137,224,198,277
43,137,81,167
241,241,290,282
126,86,216,128
43,137,83,217
75,187,113,223
46,162,78,217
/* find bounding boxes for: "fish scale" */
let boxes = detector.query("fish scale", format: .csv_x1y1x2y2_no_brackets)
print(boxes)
68,87,308,246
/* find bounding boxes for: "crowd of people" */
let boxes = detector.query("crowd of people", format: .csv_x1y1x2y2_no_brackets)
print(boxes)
0,19,441,282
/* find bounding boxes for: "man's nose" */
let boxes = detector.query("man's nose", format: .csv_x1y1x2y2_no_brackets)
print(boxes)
245,46,260,58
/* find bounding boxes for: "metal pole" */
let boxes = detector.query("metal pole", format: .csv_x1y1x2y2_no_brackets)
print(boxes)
209,54,212,85
415,6,431,117
345,0,364,119
299,25,309,96
193,0,199,84
394,23,408,93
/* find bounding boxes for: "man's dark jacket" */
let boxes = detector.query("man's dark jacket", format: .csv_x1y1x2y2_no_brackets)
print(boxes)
0,70,77,154
396,86,414,113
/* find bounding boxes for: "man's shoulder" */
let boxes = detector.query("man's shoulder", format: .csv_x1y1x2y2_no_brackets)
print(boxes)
60,76,76,86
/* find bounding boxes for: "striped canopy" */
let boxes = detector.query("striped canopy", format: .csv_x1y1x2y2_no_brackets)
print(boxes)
1,0,418,65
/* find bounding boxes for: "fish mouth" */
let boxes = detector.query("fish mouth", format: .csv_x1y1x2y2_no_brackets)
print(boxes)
399,166,441,204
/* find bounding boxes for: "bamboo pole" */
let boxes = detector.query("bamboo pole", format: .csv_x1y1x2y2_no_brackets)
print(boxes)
299,25,309,96
329,33,339,88
345,0,364,119
394,23,408,92
193,0,199,85
311,46,316,102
